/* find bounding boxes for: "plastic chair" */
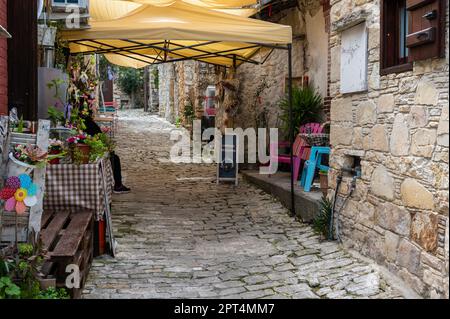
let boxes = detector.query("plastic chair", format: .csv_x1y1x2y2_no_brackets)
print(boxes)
300,146,331,192
269,123,323,180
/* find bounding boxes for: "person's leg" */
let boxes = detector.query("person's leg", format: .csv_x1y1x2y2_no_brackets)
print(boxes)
110,152,130,193
110,152,122,187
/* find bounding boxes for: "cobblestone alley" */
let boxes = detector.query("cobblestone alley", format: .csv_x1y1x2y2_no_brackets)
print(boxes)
82,110,413,299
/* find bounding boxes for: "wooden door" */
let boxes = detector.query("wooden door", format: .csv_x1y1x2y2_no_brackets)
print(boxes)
7,0,38,120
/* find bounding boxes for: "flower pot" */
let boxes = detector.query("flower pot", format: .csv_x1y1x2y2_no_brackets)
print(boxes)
74,144,91,164
49,149,62,165
319,172,328,197
6,153,35,177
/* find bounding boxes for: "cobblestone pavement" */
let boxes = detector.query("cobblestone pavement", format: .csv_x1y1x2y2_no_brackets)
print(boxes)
82,110,408,299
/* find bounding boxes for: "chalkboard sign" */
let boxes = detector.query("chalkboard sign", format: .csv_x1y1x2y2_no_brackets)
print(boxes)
217,134,238,185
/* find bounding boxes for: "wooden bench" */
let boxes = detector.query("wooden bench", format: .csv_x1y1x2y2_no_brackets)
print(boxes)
40,210,94,299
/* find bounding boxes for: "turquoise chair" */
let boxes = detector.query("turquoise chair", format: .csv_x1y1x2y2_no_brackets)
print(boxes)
300,146,331,192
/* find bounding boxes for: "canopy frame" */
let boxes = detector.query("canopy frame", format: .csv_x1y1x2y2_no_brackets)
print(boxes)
68,38,276,68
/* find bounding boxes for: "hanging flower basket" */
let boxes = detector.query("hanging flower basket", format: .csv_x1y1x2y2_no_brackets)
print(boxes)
6,153,36,177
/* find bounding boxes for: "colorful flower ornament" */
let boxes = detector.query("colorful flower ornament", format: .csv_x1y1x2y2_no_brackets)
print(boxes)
1,174,38,214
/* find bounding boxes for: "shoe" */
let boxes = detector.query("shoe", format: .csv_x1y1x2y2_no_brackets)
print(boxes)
113,185,131,194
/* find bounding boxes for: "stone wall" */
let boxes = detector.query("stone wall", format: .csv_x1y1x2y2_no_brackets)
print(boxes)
234,0,329,136
158,61,218,124
328,0,449,298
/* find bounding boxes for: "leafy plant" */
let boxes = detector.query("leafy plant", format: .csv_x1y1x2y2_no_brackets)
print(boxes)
84,135,108,163
48,106,65,127
13,144,48,167
183,102,195,125
37,287,70,299
313,196,333,240
0,276,21,299
17,116,24,133
97,133,116,153
279,85,323,136
175,117,182,128
18,244,34,258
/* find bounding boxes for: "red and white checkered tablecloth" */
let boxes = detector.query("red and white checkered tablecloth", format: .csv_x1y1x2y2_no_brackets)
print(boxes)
43,156,114,220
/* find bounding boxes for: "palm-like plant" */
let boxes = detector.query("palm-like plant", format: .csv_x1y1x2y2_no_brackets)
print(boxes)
279,85,323,136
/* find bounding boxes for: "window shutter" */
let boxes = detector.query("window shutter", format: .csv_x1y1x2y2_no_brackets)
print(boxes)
406,0,446,62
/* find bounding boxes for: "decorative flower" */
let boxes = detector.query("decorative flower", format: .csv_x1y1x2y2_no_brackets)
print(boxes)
66,133,87,145
6,176,20,189
1,174,38,214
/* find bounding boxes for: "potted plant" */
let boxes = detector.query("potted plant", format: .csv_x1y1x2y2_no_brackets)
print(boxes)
279,85,323,137
7,145,48,177
84,135,108,163
319,169,329,197
67,133,90,164
47,107,65,128
48,139,65,165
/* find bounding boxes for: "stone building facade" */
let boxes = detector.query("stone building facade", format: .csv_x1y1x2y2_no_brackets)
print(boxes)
235,0,330,134
158,60,218,124
328,0,449,298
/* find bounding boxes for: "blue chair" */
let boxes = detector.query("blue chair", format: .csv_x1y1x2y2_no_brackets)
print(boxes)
300,146,331,192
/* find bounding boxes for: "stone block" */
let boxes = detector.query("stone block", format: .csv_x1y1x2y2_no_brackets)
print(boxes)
357,100,377,125
330,125,353,146
331,97,353,122
352,127,364,149
411,129,437,158
411,212,439,253
384,231,400,262
414,81,439,106
409,106,428,128
437,105,449,147
378,94,395,113
400,178,434,210
375,202,411,236
370,165,395,200
397,239,421,276
369,124,389,152
390,113,410,156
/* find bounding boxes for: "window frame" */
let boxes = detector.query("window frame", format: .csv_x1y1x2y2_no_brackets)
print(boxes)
380,0,413,75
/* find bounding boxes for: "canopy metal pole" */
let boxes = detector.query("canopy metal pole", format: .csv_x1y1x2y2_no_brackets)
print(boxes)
287,43,296,217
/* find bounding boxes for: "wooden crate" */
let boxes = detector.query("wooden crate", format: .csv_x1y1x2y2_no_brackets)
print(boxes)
0,211,30,243
40,210,95,299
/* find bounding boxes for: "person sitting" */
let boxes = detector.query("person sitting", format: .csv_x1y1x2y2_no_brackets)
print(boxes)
82,111,131,194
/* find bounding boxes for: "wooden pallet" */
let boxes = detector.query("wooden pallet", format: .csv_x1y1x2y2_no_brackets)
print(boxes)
40,210,94,299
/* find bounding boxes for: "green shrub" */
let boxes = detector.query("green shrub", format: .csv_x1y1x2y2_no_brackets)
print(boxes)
37,287,70,299
0,276,21,299
279,85,323,136
313,197,333,240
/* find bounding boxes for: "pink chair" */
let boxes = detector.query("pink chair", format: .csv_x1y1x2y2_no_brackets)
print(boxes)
269,123,324,180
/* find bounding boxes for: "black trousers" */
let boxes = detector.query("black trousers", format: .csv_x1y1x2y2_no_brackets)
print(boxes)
110,152,122,187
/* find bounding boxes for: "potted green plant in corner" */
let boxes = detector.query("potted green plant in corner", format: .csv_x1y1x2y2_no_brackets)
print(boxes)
279,85,323,137
319,169,329,197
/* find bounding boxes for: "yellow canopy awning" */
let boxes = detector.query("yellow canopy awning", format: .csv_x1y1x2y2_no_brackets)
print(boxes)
62,0,291,68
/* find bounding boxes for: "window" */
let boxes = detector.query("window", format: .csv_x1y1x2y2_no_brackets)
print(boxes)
380,0,412,75
52,0,88,7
